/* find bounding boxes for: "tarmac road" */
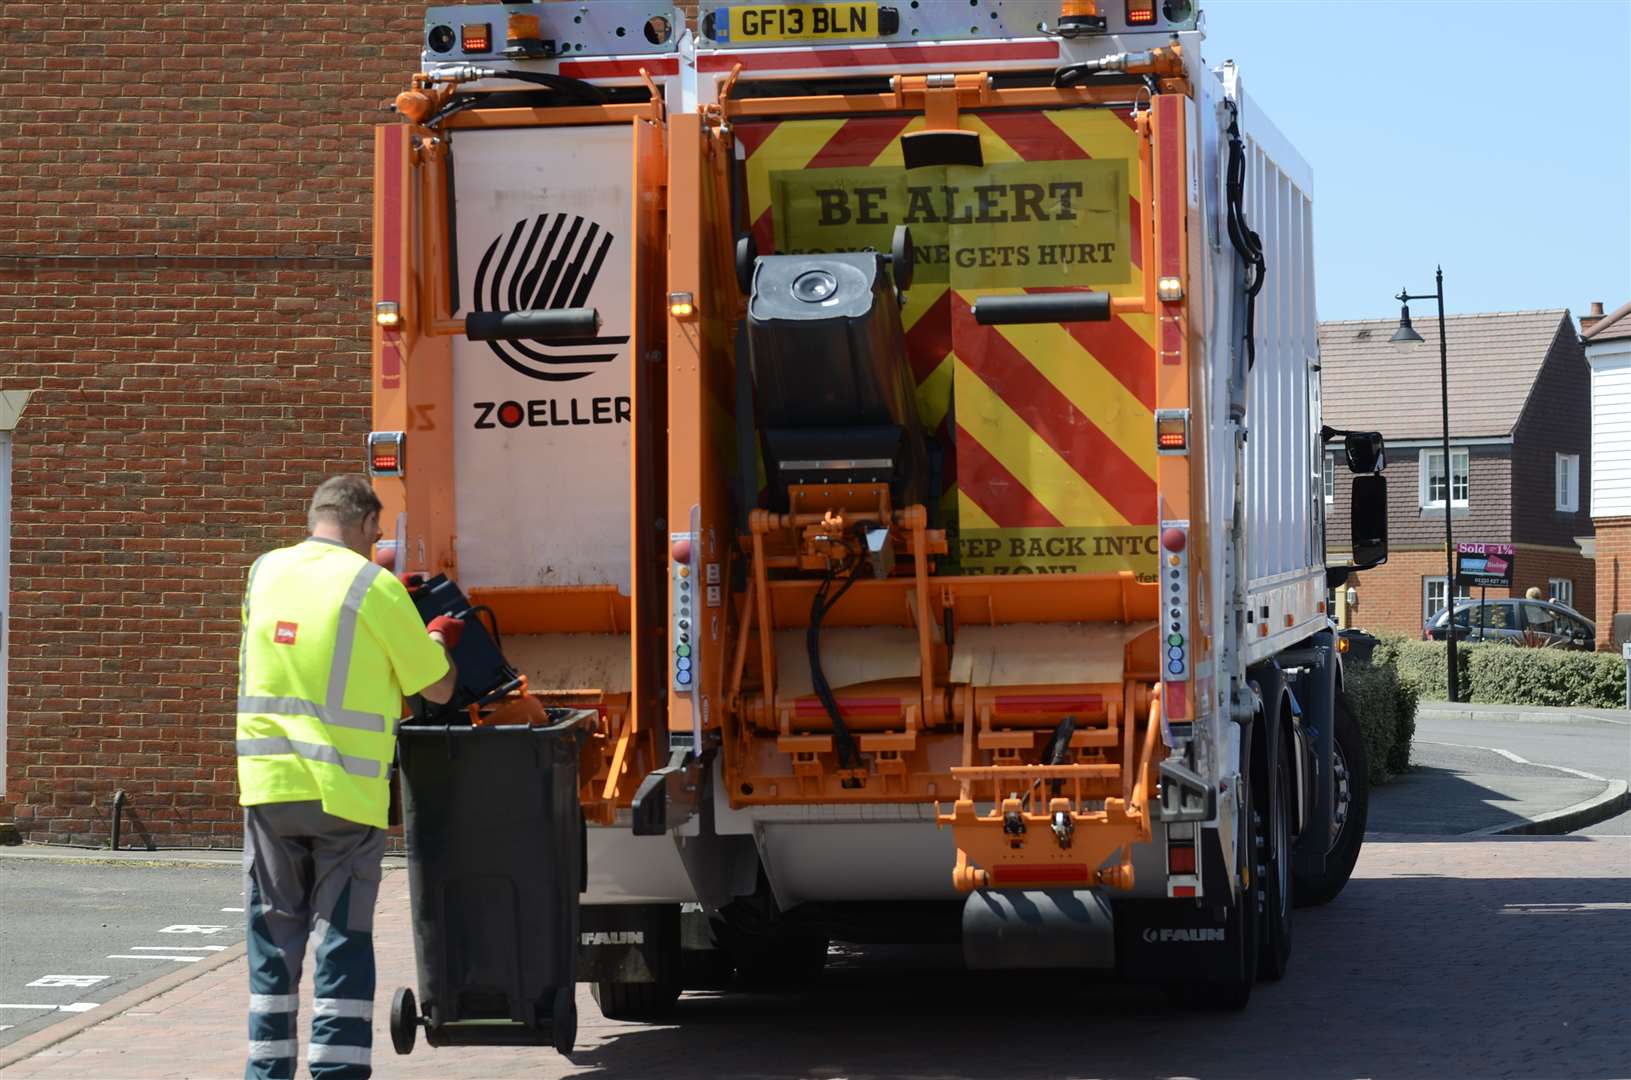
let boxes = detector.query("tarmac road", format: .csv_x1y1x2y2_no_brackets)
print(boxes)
0,853,244,1048
1413,709,1631,836
3,837,1627,1080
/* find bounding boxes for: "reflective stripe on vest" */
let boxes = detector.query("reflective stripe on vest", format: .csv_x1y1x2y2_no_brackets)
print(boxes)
238,560,387,734
236,737,382,779
237,545,401,823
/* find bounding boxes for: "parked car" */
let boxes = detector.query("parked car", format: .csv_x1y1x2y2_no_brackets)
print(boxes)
1424,598,1596,650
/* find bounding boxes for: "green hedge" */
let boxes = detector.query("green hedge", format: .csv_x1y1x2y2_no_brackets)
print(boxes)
1372,636,1627,709
1342,660,1416,784
1468,647,1627,709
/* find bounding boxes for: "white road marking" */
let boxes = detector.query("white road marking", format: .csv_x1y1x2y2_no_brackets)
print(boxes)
0,1002,99,1013
1415,740,1610,782
125,946,227,953
221,907,245,913
106,954,204,963
1502,902,1631,914
26,975,108,989
158,924,227,935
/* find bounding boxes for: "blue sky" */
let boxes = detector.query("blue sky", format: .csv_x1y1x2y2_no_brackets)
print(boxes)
1197,0,1631,321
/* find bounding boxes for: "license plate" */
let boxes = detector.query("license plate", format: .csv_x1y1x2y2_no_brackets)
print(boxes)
724,3,880,43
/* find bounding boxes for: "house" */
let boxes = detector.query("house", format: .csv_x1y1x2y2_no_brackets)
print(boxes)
1582,299,1631,649
1319,309,1594,638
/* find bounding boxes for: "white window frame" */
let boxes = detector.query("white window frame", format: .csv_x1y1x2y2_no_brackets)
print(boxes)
1323,451,1335,504
1419,447,1470,509
1548,577,1573,608
1555,453,1579,513
1423,576,1472,622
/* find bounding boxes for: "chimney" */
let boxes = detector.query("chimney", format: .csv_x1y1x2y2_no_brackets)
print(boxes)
1580,300,1606,335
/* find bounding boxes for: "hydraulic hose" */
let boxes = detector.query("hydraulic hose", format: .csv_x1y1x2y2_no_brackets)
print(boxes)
1224,101,1266,370
807,533,868,777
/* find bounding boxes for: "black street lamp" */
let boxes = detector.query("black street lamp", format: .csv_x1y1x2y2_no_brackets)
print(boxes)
1392,267,1459,702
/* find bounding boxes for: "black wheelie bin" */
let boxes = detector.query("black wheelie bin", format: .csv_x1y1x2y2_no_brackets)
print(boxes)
391,715,591,1056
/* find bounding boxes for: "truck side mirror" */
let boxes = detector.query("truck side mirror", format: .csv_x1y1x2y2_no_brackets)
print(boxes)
1344,431,1386,474
1351,474,1388,568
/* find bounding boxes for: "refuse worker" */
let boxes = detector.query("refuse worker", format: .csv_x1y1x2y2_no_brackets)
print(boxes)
236,475,461,1080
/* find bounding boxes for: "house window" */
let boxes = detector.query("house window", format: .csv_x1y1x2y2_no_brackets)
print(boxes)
1555,454,1580,512
1423,576,1471,622
1323,452,1334,504
1419,448,1469,508
1548,577,1573,608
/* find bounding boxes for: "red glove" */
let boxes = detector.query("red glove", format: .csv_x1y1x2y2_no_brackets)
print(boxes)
427,615,464,649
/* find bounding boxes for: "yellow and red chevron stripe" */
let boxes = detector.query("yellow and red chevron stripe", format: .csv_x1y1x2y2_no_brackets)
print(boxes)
738,107,1156,575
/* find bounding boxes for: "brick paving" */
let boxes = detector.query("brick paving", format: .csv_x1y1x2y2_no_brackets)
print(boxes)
3,836,1626,1080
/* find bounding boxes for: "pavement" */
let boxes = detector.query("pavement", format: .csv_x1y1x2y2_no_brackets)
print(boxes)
0,701,1626,1079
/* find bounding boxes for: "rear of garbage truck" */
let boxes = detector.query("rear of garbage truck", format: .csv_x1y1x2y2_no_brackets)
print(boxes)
367,1,1390,1051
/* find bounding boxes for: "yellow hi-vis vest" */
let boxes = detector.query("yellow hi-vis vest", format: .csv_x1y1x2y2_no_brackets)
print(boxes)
236,538,449,828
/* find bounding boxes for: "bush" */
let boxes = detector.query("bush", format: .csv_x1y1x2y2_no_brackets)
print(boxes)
1389,676,1419,775
1342,660,1415,784
1467,647,1627,709
1372,637,1477,701
1374,635,1626,708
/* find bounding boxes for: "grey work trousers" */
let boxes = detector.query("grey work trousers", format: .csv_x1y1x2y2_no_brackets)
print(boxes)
243,801,385,1080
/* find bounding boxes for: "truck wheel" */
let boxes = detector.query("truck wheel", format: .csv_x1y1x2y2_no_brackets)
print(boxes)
389,986,417,1056
1256,728,1294,981
1294,695,1369,907
590,978,681,1021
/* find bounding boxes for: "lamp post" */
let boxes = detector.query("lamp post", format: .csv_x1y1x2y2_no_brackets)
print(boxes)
1391,267,1459,702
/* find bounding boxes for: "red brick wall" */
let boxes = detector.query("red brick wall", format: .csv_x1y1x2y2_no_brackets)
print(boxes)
0,4,426,844
1596,517,1631,650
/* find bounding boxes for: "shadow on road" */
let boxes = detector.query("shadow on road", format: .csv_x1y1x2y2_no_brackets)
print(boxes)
564,869,1630,1080
1367,763,1601,838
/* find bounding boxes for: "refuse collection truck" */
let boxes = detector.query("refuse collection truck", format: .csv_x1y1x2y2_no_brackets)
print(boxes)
367,0,1393,1052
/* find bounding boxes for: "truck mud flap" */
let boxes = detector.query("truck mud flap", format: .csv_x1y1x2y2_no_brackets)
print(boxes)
578,904,680,986
1113,897,1243,984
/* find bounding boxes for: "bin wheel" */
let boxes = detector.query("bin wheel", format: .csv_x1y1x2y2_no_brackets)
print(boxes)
389,987,417,1056
551,986,577,1055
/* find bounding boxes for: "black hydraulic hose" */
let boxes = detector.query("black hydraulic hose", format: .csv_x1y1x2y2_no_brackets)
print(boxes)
424,72,612,127
807,537,868,775
1225,102,1266,370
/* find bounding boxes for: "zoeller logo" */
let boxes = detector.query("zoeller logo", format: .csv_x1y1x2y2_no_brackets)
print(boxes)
1142,927,1227,943
580,931,645,946
472,213,630,383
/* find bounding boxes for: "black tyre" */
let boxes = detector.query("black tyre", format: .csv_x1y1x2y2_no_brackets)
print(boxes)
1164,785,1258,1011
590,978,681,1021
1256,726,1294,981
1294,694,1370,907
735,233,757,295
389,986,417,1056
551,985,577,1054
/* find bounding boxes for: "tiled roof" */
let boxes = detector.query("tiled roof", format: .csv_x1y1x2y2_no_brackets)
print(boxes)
1583,299,1631,344
1318,309,1573,439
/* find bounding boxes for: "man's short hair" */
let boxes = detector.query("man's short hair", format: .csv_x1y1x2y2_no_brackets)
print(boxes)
309,475,383,532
